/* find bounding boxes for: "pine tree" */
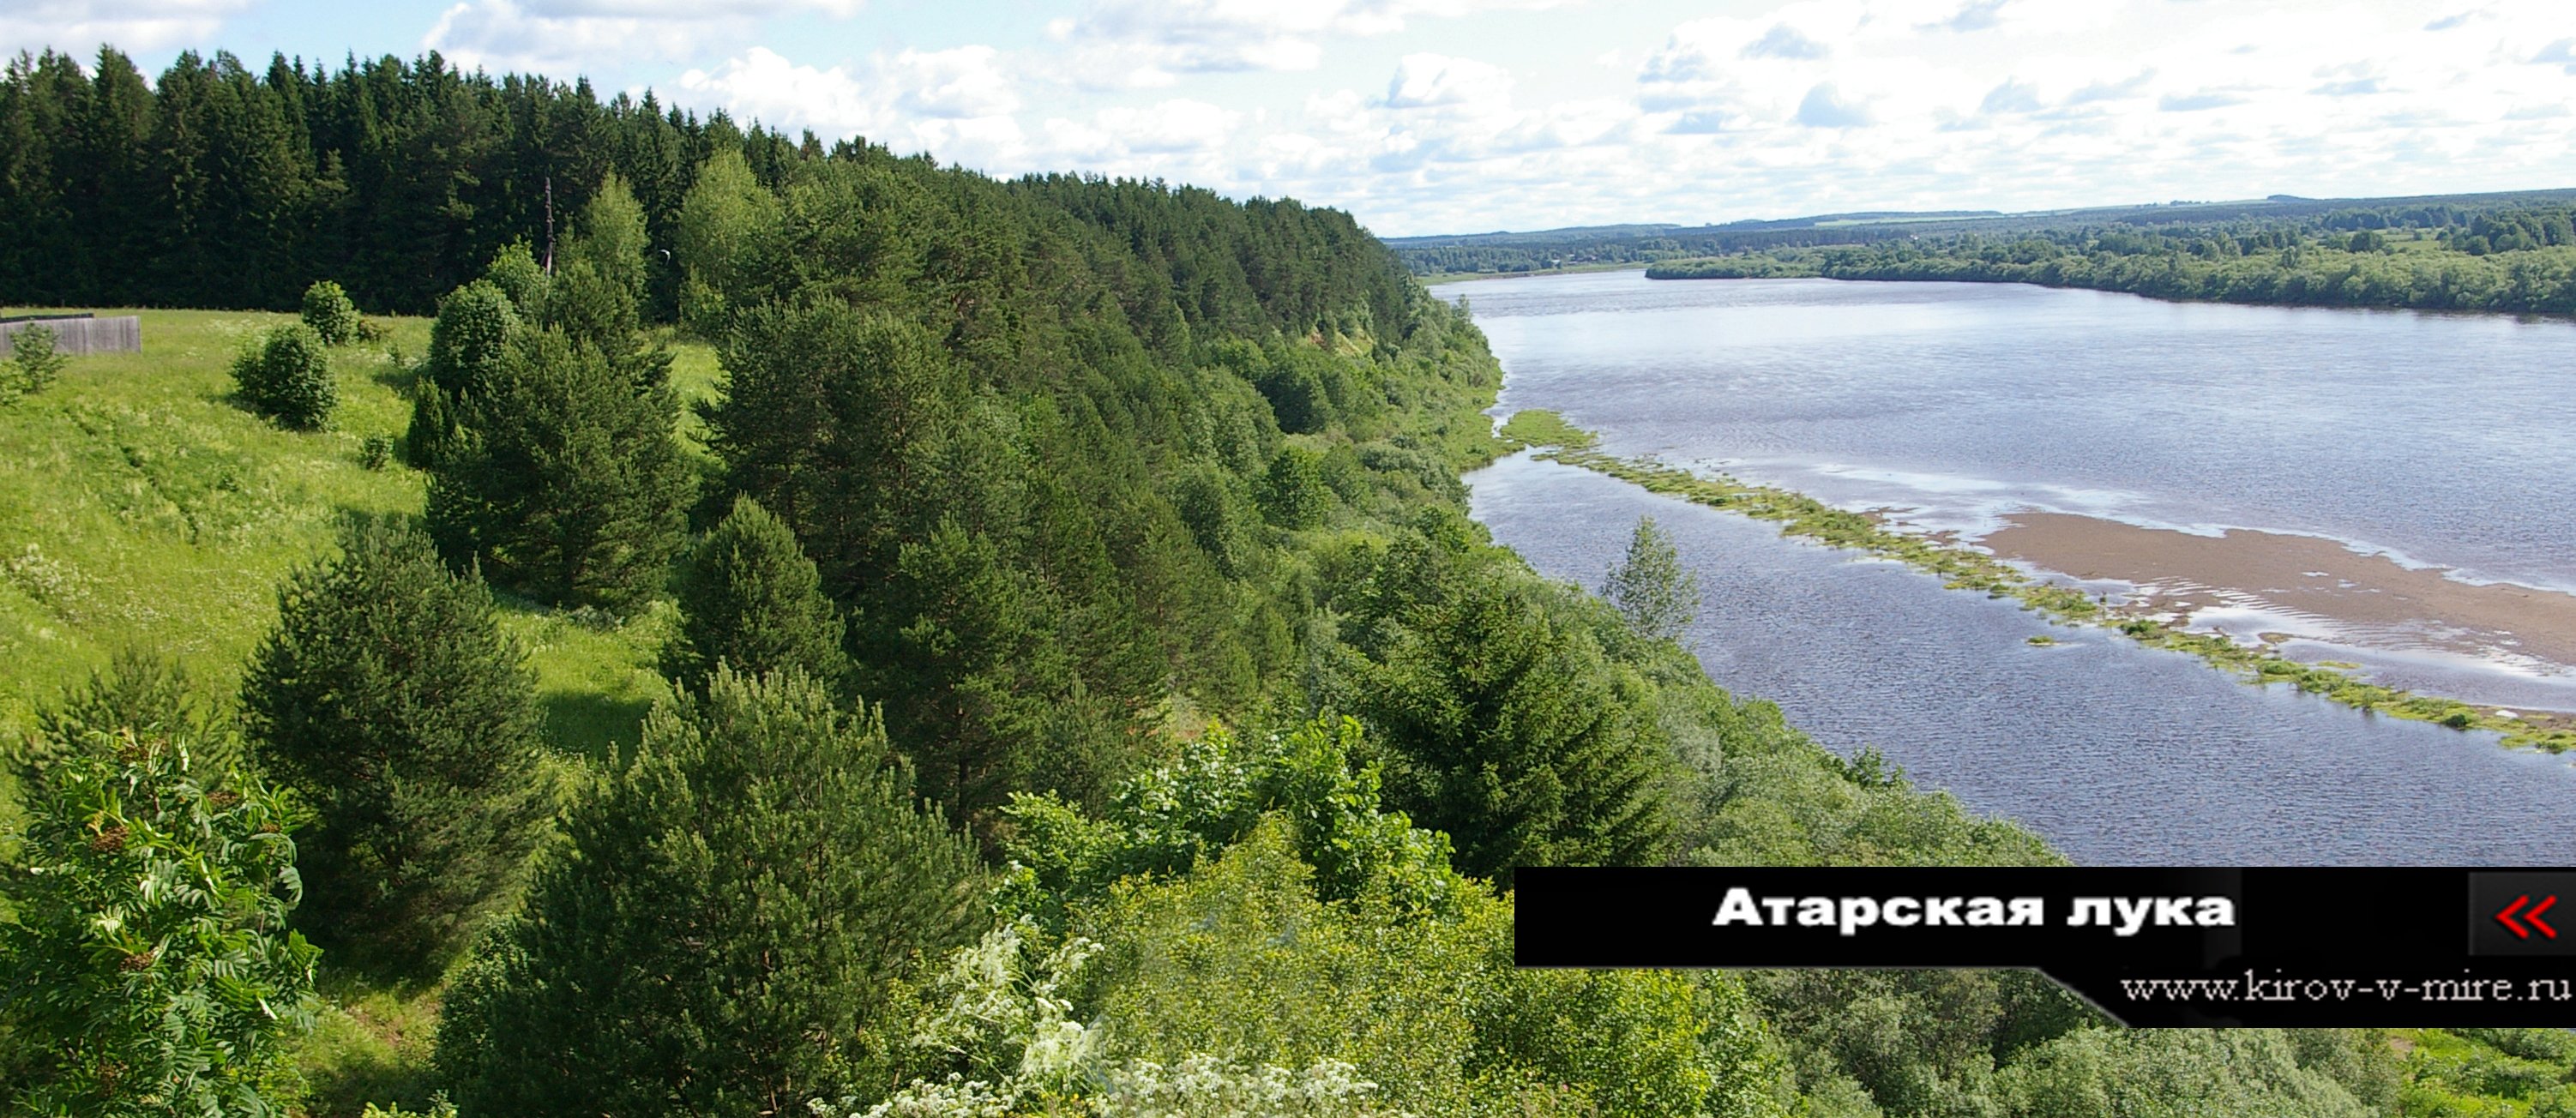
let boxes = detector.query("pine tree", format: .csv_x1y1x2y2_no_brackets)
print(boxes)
238,517,553,974
879,516,1062,827
1601,515,1701,643
426,327,692,612
436,667,984,1118
663,494,850,696
1,729,319,1118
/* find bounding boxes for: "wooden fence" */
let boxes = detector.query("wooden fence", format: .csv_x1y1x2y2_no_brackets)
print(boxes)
1,314,141,356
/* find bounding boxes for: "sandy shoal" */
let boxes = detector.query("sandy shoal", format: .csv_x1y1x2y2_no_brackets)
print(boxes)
1977,512,2576,678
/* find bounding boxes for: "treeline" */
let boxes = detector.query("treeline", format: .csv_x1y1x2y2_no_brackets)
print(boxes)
1394,226,1917,277
0,45,2514,1118
1648,216,2576,314
0,45,804,315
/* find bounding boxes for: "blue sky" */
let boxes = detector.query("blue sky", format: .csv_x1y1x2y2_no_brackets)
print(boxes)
9,1,2576,237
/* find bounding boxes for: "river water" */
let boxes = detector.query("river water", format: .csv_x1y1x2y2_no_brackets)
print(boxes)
1447,271,2576,864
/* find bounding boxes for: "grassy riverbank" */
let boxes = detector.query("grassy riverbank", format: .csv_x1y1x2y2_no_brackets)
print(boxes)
1501,410,2576,754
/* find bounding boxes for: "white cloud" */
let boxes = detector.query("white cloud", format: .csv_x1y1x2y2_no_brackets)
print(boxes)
0,0,252,59
891,45,1020,119
425,0,866,73
1379,52,1513,110
1050,0,1570,84
680,46,889,137
623,0,2576,238
1797,82,1871,126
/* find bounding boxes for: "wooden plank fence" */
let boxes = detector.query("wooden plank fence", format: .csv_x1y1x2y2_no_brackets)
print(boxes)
1,314,141,356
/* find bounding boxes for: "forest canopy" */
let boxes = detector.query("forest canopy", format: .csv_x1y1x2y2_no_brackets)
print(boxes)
0,42,2539,1118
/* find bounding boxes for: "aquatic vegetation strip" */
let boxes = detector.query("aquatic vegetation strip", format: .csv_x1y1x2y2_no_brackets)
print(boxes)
1500,411,2576,753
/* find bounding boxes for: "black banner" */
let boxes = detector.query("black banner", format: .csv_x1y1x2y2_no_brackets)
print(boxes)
1514,868,2576,1026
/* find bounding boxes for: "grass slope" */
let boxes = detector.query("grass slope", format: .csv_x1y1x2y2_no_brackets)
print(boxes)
0,309,707,792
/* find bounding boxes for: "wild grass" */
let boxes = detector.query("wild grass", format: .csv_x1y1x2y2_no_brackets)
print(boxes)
0,309,732,1114
1538,436,2576,753
1496,407,1598,451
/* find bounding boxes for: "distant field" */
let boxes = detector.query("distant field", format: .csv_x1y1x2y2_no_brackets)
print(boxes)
0,309,724,790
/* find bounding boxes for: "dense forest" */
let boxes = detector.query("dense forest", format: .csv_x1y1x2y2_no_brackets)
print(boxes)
1,45,2563,1117
1646,201,2576,315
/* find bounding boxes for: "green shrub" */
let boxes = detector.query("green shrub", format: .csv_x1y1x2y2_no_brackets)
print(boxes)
1258,444,1331,529
301,279,362,345
0,730,321,1117
8,322,66,395
232,323,338,429
360,434,394,471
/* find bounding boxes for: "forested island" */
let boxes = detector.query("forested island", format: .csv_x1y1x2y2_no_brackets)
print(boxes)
2,45,2571,1117
1643,198,2576,316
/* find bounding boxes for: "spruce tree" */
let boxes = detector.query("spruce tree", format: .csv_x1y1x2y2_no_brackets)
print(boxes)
436,667,984,1118
238,517,552,974
1601,515,1702,643
1359,575,1674,883
426,326,691,612
663,494,850,696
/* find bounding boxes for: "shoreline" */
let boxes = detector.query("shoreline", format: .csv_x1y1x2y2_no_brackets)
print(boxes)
1510,423,2576,753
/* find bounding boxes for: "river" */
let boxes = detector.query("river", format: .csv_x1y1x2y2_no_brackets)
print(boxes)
1447,271,2576,864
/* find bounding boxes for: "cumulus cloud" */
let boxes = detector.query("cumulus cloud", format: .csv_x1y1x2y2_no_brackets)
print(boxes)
1380,52,1513,110
613,0,2576,237
1742,23,1829,60
677,45,1025,166
1979,79,2042,114
2158,90,2245,111
1928,0,2006,33
1049,0,1569,87
2066,69,2153,105
679,46,889,137
1796,82,1872,127
0,0,251,59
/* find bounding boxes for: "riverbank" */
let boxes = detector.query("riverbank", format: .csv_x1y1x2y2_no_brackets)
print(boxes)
1414,261,1646,284
1504,412,2576,753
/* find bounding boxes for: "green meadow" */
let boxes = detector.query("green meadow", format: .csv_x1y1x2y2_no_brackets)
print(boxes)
0,310,714,792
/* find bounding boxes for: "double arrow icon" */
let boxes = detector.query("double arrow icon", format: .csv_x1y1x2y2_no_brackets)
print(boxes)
2498,894,2560,941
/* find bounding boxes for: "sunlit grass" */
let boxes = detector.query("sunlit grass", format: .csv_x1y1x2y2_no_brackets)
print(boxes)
0,310,715,812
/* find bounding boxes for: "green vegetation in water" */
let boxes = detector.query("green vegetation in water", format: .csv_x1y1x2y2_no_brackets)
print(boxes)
1497,407,1599,450
1539,447,2576,753
2025,634,2057,646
